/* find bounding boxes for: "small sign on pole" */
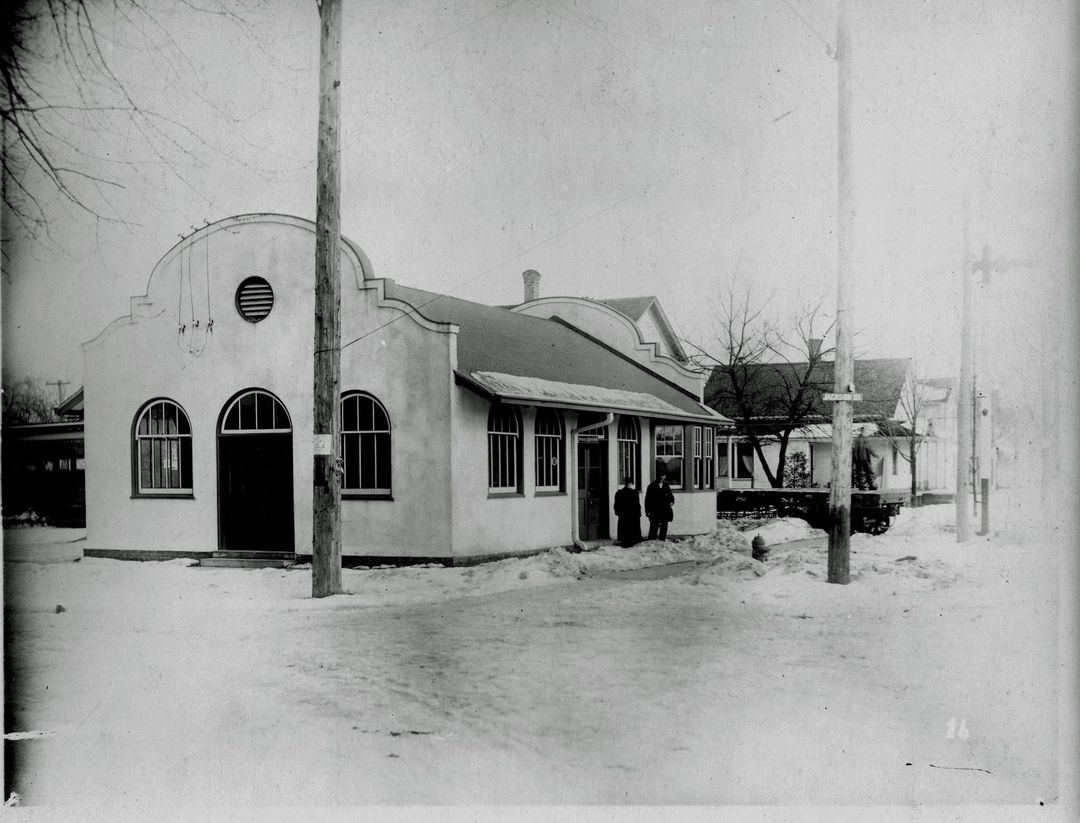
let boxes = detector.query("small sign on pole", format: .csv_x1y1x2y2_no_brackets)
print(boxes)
823,392,863,402
313,434,333,456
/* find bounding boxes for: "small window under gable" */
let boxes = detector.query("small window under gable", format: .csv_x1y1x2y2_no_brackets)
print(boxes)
235,276,274,323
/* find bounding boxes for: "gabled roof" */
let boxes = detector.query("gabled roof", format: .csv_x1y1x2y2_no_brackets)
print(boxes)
594,296,656,322
55,387,84,421
705,358,910,423
383,281,723,422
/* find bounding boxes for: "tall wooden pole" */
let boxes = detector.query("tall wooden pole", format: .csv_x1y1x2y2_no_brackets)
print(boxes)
312,0,343,597
955,196,973,543
827,0,854,585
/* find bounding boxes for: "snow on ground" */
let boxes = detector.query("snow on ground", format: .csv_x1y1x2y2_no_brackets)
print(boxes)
2,504,1075,820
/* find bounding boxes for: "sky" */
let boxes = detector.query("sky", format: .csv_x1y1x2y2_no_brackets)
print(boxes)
2,0,1076,401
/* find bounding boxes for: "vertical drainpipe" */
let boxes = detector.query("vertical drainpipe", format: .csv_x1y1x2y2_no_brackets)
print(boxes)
570,412,614,550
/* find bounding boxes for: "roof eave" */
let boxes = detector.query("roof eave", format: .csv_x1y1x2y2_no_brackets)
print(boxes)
454,371,728,425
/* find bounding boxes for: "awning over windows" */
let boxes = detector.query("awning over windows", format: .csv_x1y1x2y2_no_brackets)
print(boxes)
458,370,726,424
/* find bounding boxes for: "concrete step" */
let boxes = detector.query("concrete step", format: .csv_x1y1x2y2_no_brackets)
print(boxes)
198,555,293,569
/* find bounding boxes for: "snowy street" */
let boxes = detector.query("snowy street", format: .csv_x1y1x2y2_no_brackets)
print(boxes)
2,505,1071,813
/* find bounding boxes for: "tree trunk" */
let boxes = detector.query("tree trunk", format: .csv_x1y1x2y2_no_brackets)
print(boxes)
909,435,918,507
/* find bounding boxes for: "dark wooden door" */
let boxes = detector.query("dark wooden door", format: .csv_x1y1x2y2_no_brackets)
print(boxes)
577,440,609,540
218,434,294,552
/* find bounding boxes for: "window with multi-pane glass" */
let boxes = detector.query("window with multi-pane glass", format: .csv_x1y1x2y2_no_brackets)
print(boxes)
654,424,684,488
488,405,521,492
617,416,640,487
534,409,563,491
340,393,391,494
690,426,715,489
134,399,193,494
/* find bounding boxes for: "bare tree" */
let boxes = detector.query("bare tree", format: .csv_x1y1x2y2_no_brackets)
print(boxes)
2,376,59,425
880,369,929,505
1,0,270,252
688,284,835,488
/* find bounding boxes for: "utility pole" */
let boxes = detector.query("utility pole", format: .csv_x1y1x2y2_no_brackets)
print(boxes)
827,0,855,585
46,380,70,404
967,242,1040,538
312,0,343,598
956,197,974,542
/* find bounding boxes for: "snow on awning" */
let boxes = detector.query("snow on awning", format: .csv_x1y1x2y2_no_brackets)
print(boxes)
461,371,726,423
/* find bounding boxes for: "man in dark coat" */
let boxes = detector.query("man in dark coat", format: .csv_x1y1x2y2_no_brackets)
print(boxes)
852,431,877,490
644,473,675,541
612,477,642,548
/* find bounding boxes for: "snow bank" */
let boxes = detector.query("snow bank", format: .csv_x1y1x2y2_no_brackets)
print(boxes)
326,521,754,606
741,516,824,545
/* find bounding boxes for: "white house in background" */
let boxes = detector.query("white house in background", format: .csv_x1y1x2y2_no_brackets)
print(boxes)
705,358,955,498
81,214,728,565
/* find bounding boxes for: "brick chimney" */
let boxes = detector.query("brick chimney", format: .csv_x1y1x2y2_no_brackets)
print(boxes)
808,338,822,359
522,269,541,303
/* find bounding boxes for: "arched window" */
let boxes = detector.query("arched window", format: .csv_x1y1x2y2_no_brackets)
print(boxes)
488,404,522,493
340,392,391,495
617,416,640,488
220,389,291,433
534,409,564,492
133,399,193,495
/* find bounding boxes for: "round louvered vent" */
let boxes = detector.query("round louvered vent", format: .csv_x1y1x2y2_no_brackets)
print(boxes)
235,276,274,322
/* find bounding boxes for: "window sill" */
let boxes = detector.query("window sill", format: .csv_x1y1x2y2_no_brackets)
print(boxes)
487,491,524,499
343,493,393,501
131,493,195,500
534,490,566,497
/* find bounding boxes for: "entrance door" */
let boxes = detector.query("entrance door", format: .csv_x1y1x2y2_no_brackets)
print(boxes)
577,440,609,540
218,390,294,552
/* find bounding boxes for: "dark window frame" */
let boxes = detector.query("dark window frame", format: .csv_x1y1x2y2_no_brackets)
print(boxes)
131,398,194,498
340,391,392,497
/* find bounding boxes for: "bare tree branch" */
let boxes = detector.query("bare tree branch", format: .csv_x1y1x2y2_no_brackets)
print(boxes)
688,281,835,488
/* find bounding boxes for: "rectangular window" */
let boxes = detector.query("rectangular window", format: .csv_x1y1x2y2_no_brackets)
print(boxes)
692,426,703,488
489,432,519,491
892,443,899,476
735,442,754,480
535,433,561,490
716,440,730,478
617,417,640,488
702,427,714,489
654,424,684,488
618,441,636,488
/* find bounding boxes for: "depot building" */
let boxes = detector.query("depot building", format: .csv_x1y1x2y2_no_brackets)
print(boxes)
82,213,728,565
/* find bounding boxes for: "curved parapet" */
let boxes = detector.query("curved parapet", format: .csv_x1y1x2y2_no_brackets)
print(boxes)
83,213,375,353
512,296,705,397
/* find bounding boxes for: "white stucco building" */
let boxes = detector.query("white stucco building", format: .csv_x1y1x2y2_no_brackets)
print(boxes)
82,214,727,565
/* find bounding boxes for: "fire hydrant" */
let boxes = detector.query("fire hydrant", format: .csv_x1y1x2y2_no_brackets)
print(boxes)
751,535,768,562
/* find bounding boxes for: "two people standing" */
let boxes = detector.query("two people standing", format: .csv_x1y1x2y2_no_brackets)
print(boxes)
612,473,675,546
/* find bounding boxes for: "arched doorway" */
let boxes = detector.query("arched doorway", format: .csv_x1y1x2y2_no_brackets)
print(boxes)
217,389,294,552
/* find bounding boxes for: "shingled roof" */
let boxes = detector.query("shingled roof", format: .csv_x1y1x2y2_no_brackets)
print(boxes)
704,358,910,424
383,281,723,422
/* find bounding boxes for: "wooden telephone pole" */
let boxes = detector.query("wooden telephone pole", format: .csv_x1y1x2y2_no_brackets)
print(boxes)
955,197,973,543
827,0,855,584
312,0,343,598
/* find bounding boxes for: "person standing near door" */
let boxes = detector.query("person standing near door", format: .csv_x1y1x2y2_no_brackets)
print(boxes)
613,476,642,548
644,473,675,541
